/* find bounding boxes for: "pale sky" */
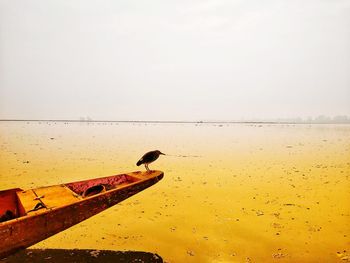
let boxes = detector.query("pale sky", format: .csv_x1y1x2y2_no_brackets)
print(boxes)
0,0,349,121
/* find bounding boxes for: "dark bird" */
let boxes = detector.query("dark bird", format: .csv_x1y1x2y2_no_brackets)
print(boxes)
136,150,165,172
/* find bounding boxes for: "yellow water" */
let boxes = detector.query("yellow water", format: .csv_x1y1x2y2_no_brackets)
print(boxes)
0,121,349,262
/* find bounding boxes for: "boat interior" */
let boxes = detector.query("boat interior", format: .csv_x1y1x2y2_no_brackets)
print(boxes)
0,173,142,223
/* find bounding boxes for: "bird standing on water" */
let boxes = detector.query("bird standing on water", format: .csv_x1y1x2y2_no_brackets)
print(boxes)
136,150,165,172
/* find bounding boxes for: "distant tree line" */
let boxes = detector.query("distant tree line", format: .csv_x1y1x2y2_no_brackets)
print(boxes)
79,116,93,121
306,115,350,123
74,115,350,123
251,115,350,124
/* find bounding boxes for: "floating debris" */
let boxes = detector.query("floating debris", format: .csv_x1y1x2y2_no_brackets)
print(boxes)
272,252,287,259
336,251,350,261
187,250,195,256
256,210,264,216
271,223,283,229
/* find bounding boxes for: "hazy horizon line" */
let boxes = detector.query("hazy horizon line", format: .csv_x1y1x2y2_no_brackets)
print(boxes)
1,118,350,124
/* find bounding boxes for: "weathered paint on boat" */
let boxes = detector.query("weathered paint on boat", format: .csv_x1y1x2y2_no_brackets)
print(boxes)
0,170,164,259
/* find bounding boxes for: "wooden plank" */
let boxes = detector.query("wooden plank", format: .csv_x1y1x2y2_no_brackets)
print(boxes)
33,185,81,209
127,171,162,182
16,190,41,214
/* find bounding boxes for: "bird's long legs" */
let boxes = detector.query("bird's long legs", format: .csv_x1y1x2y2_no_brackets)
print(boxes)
145,163,150,172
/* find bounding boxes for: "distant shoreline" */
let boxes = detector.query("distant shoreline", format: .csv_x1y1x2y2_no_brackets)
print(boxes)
0,119,349,124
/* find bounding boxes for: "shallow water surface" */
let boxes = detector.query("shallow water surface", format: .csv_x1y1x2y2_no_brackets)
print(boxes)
0,122,349,262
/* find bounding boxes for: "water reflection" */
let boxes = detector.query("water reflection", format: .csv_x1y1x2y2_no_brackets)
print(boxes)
0,121,349,262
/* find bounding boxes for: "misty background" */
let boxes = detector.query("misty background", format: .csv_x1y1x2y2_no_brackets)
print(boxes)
0,0,349,121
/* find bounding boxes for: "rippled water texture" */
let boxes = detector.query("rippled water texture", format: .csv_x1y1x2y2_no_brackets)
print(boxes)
0,121,349,262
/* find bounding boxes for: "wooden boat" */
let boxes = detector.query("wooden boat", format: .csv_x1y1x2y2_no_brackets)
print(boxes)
0,170,164,259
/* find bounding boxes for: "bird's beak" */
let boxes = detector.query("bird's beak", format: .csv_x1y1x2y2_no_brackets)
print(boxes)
160,152,166,155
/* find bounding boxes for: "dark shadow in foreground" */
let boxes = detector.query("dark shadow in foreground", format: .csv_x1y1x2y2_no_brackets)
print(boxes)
1,249,163,263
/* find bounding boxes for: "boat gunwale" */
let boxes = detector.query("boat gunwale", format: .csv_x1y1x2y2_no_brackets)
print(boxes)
0,170,163,227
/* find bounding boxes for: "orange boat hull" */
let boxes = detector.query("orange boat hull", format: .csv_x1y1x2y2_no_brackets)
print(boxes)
0,170,163,259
